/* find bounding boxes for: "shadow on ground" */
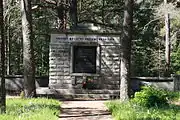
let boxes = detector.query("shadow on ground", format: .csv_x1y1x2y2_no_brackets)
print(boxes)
59,106,111,118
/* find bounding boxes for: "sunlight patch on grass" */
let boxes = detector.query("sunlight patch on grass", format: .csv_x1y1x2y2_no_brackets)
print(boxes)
0,98,60,120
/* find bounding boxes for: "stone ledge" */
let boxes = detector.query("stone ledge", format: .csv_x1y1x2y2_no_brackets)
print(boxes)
36,88,119,100
71,73,100,77
36,87,120,95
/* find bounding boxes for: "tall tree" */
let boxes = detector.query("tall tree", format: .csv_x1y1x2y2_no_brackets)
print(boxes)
56,0,67,30
0,0,6,113
164,0,170,76
38,0,68,30
70,0,77,28
21,0,36,97
120,0,133,101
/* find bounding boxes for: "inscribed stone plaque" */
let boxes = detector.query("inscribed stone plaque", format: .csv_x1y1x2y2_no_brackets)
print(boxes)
73,46,97,73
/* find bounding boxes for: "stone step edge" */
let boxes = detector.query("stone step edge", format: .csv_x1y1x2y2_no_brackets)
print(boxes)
36,87,120,94
37,93,120,100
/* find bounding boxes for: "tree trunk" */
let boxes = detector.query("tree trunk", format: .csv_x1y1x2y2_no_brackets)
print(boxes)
0,0,6,113
21,0,36,98
57,0,67,30
6,16,10,75
4,0,10,75
120,0,133,101
164,0,170,76
70,0,77,28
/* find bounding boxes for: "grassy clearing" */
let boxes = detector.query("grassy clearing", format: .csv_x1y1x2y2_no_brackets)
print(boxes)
106,86,180,120
0,98,60,120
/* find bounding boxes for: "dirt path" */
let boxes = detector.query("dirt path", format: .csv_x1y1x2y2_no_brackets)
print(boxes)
59,100,113,120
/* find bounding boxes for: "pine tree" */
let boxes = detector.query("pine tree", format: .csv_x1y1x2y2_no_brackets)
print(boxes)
0,0,6,113
21,0,36,97
120,0,133,101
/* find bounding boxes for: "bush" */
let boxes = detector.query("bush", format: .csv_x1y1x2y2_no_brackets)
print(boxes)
106,101,180,120
131,86,169,107
106,87,180,120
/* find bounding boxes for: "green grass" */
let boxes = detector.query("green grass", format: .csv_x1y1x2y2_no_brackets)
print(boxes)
0,98,60,120
106,87,180,120
106,100,180,120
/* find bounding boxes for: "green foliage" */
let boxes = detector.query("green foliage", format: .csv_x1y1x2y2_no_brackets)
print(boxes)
171,44,180,74
3,0,179,77
0,98,60,120
20,91,25,99
106,100,180,120
131,86,170,107
4,0,51,76
132,0,164,77
106,101,137,120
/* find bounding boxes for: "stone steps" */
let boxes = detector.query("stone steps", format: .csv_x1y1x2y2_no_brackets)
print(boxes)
36,87,120,99
37,88,120,94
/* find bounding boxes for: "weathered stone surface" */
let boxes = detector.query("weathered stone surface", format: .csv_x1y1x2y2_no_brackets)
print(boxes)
50,84,73,89
49,34,121,95
173,75,180,91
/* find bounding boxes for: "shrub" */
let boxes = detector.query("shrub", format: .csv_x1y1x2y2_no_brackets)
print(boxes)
106,87,180,120
131,86,169,107
106,101,180,120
